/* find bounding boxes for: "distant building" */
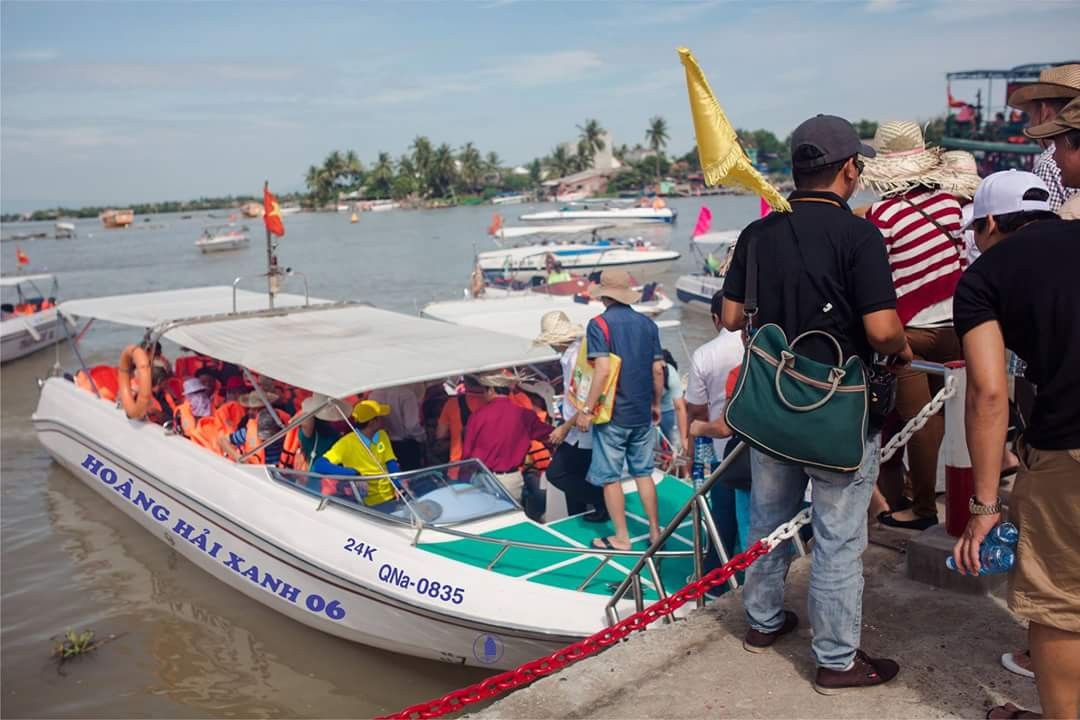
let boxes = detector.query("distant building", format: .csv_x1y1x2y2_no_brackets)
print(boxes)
542,167,619,202
623,146,657,165
558,131,622,172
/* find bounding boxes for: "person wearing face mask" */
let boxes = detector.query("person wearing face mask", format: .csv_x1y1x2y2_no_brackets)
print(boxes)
952,169,1079,720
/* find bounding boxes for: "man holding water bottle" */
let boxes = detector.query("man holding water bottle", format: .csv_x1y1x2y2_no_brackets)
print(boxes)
952,167,1080,719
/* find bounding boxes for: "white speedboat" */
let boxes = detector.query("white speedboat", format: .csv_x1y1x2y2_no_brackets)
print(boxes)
675,273,725,312
479,225,680,282
55,222,76,239
423,284,674,340
1,273,63,363
521,202,676,224
674,228,740,312
33,284,703,670
362,200,400,213
492,193,531,206
196,224,250,253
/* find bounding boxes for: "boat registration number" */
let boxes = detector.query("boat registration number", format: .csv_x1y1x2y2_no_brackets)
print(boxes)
377,562,465,606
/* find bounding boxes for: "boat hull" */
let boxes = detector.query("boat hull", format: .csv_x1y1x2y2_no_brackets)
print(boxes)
0,309,62,363
196,236,250,253
33,379,636,670
478,245,679,282
674,274,725,312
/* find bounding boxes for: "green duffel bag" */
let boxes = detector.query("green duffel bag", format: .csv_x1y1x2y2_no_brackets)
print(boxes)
724,323,868,472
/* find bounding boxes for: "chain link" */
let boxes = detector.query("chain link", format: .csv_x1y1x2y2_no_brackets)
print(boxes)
879,375,956,464
380,508,813,720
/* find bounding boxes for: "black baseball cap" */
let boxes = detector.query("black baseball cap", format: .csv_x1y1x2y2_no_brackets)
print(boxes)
790,114,876,169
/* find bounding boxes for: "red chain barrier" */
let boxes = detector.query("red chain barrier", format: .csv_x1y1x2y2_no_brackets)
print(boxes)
379,539,770,720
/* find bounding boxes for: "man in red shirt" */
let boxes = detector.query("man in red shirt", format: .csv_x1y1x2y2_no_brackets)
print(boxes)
462,372,554,503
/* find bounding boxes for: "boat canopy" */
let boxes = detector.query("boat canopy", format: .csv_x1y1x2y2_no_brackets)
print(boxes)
692,230,741,246
496,223,612,240
59,286,556,399
0,273,54,288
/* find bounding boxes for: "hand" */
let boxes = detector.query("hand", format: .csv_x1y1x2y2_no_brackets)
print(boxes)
575,411,593,433
951,512,1001,575
888,342,914,371
651,403,661,425
549,423,570,446
689,419,709,438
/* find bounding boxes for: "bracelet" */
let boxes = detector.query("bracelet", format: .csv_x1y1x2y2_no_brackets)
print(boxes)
968,496,1003,515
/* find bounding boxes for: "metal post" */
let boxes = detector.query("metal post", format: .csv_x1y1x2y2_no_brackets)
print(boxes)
691,501,704,609
242,367,285,429
61,312,99,398
697,494,737,591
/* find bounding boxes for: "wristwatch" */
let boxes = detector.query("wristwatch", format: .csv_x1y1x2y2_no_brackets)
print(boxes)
968,496,1003,515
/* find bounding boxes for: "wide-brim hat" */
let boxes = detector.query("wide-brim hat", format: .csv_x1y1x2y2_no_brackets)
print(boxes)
300,393,352,421
351,399,390,424
934,150,981,200
1024,96,1080,140
860,120,944,196
1007,64,1080,112
238,391,266,408
532,310,585,347
182,377,210,396
477,368,531,389
588,269,640,305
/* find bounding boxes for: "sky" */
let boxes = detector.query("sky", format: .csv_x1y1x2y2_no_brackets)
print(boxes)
2,0,1079,212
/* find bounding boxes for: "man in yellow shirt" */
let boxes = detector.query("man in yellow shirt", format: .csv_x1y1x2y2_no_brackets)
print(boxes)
311,399,401,508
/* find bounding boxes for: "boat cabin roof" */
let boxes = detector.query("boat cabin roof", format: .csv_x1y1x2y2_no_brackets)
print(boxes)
59,286,556,399
692,229,740,246
0,273,54,288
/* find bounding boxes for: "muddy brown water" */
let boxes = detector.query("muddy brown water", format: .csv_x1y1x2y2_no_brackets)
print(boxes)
1,198,770,717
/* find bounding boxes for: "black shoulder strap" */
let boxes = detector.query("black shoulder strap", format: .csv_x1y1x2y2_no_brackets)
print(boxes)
458,393,473,427
743,234,758,329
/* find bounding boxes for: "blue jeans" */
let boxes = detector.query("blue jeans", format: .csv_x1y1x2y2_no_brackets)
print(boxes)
742,434,880,670
588,423,655,486
705,485,751,573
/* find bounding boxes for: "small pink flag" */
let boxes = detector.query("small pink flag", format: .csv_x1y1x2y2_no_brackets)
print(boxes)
692,205,712,237
760,196,771,218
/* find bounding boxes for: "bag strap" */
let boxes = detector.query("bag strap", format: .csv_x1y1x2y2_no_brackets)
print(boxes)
901,197,965,257
743,235,758,331
594,315,611,345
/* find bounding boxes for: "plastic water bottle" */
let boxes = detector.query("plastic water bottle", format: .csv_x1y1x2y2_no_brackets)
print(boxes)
946,522,1019,575
691,436,712,489
1007,352,1027,378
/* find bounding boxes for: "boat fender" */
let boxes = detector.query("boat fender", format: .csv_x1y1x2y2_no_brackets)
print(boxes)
118,344,152,420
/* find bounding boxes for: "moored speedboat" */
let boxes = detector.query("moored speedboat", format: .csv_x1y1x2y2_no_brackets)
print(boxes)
521,203,677,224
33,284,701,670
675,273,725,312
196,224,250,253
1,273,63,363
479,224,680,282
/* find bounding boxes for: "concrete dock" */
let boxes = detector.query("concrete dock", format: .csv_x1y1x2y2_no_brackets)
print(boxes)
479,535,1039,719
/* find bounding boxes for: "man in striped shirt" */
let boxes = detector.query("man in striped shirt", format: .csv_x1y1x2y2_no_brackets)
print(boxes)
862,121,965,531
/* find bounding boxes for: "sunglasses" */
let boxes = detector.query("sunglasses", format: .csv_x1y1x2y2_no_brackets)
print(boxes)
853,157,865,175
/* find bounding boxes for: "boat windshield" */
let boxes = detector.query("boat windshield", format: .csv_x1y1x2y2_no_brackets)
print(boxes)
269,458,519,527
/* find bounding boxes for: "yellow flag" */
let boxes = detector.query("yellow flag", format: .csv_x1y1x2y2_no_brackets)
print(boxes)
678,47,791,213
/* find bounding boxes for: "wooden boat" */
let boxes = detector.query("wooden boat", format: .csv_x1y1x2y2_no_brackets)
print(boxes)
101,209,134,229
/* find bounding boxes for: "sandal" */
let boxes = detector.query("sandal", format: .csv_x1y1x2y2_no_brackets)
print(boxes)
1001,650,1035,679
986,703,1040,719
592,536,629,551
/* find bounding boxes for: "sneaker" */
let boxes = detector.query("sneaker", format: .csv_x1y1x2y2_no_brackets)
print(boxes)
814,649,900,695
743,610,799,653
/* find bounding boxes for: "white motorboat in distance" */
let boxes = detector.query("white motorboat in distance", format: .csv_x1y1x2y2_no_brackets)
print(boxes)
675,273,725,312
521,201,676,225
34,285,701,669
479,224,680,282
1,273,63,363
674,227,741,312
196,224,250,253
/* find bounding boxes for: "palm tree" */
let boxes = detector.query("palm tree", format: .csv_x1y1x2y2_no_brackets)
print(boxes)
342,150,364,190
459,142,484,193
305,164,330,207
429,143,458,199
576,118,606,168
546,145,575,179
485,151,502,172
528,158,543,186
645,116,669,181
368,152,395,198
410,136,433,196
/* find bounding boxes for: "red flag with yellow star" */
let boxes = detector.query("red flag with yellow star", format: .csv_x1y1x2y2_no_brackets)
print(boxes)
263,181,285,237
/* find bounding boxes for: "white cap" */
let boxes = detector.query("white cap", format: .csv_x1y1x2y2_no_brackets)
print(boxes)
963,169,1050,230
960,203,974,230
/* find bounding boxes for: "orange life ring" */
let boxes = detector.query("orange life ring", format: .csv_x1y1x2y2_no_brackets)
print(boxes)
118,345,152,420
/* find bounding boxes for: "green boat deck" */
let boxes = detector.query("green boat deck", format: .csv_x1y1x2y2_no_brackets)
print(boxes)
419,475,700,600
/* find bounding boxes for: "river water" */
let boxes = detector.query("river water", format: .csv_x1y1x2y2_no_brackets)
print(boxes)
1,196,764,718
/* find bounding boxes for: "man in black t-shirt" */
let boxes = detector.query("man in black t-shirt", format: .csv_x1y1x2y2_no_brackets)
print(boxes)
951,169,1080,720
721,115,911,694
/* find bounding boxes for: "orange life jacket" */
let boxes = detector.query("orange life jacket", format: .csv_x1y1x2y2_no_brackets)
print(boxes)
75,365,120,402
174,355,221,379
214,401,247,433
510,391,552,472
279,410,307,471
242,417,264,465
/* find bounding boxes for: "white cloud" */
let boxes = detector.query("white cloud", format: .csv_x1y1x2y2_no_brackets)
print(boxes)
865,0,901,12
496,50,603,88
10,48,59,62
2,125,135,151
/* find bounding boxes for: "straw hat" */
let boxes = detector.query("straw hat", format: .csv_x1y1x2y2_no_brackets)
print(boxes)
476,368,531,389
300,393,352,421
532,310,584,347
588,269,641,305
934,150,981,200
860,121,944,196
1025,96,1080,139
238,391,265,408
351,399,390,424
1007,64,1080,112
